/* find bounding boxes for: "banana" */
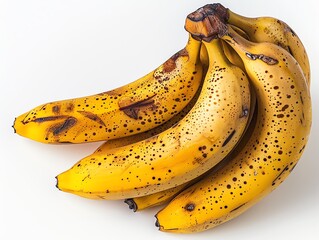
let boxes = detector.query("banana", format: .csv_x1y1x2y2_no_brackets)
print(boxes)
55,38,251,200
155,21,311,233
13,34,203,143
224,4,311,84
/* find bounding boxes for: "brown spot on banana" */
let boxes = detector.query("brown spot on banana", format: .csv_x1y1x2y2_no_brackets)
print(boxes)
52,105,60,114
245,53,279,65
49,117,77,136
32,115,68,123
77,111,106,126
185,203,196,211
118,94,157,120
163,48,189,73
281,104,289,112
193,157,204,165
66,103,75,112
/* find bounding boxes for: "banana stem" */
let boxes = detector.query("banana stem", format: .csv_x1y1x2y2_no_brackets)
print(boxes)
184,4,228,41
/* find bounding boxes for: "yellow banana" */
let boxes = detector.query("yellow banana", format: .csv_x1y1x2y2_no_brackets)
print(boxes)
155,22,311,233
55,38,251,200
224,4,311,84
13,34,203,143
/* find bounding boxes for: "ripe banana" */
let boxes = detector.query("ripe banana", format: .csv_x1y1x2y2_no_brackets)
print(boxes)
155,21,311,233
55,38,251,200
13,34,203,143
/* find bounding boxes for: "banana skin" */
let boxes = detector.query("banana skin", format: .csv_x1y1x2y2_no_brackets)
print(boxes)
13,34,203,143
155,23,311,233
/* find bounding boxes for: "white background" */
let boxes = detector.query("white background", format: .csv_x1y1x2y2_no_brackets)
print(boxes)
1,0,318,239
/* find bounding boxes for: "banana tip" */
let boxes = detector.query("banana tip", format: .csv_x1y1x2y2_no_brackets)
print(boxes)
12,117,17,133
55,176,61,191
124,198,138,212
154,214,162,230
155,218,160,228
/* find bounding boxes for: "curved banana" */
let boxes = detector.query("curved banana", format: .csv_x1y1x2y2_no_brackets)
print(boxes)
55,38,251,200
13,34,203,143
224,4,311,84
155,23,311,233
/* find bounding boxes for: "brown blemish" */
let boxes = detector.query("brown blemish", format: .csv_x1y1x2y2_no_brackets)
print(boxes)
192,157,204,165
77,111,106,126
49,117,77,135
163,48,189,73
32,115,68,123
52,105,60,114
66,103,74,112
185,203,195,211
245,53,279,65
119,94,157,120
281,104,289,111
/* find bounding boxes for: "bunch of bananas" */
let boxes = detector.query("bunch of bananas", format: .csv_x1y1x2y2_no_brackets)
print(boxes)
14,3,311,234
